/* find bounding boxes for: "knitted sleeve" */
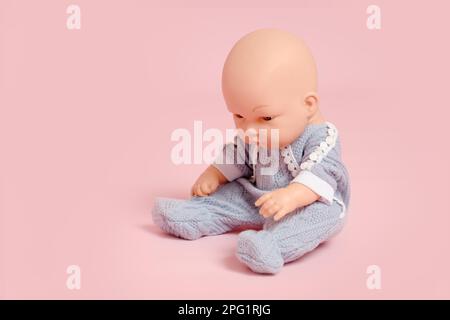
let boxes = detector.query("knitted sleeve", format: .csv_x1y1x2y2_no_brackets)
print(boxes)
288,123,345,205
211,135,253,182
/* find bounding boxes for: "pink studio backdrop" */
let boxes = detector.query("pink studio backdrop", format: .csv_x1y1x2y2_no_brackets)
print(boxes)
1,0,449,299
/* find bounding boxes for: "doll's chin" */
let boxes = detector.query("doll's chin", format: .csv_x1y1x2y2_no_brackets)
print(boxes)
241,137,291,149
254,142,289,150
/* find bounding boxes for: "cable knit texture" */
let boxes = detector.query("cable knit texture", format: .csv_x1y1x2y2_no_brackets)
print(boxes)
152,122,351,274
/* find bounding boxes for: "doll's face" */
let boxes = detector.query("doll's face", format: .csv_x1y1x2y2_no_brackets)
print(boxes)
225,79,311,149
222,29,320,149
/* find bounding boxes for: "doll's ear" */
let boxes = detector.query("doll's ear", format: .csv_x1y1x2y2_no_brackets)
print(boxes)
303,92,319,109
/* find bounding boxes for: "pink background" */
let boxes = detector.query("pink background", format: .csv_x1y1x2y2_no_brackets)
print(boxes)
1,0,449,299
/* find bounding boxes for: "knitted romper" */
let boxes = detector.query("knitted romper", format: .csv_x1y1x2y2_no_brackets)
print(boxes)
152,121,351,274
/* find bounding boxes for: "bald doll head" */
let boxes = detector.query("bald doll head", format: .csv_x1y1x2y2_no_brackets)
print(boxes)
222,29,323,148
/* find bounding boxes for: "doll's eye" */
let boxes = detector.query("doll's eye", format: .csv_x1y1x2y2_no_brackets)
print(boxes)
234,114,244,119
262,116,273,121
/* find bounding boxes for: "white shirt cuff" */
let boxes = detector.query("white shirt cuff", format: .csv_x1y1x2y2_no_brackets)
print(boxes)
290,170,335,205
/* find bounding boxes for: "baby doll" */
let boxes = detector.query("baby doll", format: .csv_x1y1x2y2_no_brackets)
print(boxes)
152,29,350,274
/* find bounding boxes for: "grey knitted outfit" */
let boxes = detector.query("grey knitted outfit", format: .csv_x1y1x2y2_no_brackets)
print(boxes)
152,122,350,274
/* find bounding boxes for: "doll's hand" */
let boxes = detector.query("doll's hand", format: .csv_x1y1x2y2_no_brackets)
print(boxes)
254,187,299,221
191,165,228,197
255,183,320,221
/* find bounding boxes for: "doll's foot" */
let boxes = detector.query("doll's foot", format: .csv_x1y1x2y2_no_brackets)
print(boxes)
152,197,240,240
236,230,284,274
152,197,204,240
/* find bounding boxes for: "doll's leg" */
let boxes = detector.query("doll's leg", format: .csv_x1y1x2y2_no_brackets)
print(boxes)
236,200,345,274
152,181,264,240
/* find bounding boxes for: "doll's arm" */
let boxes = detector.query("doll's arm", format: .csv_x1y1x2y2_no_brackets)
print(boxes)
255,183,320,221
191,165,229,197
210,134,253,181
256,125,344,220
191,135,252,197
